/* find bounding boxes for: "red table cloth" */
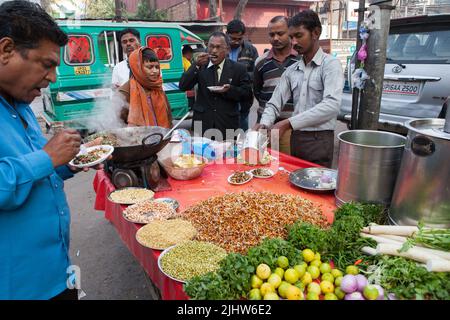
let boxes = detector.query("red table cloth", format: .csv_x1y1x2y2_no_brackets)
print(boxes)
93,150,337,300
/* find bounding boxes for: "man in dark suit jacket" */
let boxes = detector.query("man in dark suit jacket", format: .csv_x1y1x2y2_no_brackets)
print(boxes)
179,32,252,139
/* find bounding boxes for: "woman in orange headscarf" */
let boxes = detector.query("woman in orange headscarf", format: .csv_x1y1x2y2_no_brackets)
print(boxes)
119,47,172,128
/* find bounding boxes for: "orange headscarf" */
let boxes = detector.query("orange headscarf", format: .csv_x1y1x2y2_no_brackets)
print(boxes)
127,47,172,128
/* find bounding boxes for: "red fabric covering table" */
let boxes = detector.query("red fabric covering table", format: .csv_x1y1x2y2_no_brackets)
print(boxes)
93,150,337,300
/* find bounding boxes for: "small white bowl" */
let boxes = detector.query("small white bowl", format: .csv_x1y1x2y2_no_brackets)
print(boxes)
227,171,253,185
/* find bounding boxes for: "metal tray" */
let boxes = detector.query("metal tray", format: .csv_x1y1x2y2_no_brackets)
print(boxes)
157,245,186,283
289,168,337,192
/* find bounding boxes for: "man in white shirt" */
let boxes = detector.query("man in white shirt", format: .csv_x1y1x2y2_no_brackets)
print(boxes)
253,10,344,167
112,28,141,88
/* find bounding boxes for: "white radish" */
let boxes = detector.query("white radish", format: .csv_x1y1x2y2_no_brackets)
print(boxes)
376,243,444,264
361,246,377,256
362,225,419,237
360,233,404,245
426,259,450,272
380,235,408,242
361,233,450,261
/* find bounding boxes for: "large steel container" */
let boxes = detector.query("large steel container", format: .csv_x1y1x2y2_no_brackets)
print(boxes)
335,130,406,207
389,118,450,228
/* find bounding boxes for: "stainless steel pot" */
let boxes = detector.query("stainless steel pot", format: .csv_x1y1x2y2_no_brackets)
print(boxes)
335,130,406,207
389,118,450,228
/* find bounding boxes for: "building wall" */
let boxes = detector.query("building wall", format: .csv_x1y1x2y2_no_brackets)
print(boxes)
165,0,197,21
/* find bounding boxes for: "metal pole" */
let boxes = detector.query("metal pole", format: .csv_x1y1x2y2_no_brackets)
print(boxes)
357,1,395,130
350,0,366,129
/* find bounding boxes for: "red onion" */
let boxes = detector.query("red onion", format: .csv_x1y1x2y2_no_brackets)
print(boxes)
345,292,365,300
340,274,358,293
355,274,368,292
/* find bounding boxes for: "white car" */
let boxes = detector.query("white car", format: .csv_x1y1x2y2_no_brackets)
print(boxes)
339,14,450,134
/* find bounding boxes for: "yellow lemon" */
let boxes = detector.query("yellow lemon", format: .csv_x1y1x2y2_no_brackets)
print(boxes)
314,252,321,261
274,267,285,279
307,265,320,279
284,268,300,284
278,281,291,299
248,288,262,300
335,276,343,287
309,259,322,268
256,264,271,280
277,256,289,269
286,285,304,300
320,262,332,274
331,268,344,278
345,265,359,275
302,249,315,263
307,282,321,295
320,280,335,294
293,264,306,278
306,291,320,300
260,282,275,296
251,275,263,289
301,272,313,285
267,273,282,289
263,292,280,300
321,273,334,283
324,293,339,300
334,287,346,300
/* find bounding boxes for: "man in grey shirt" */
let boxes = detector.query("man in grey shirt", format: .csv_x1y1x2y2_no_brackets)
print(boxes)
253,10,344,167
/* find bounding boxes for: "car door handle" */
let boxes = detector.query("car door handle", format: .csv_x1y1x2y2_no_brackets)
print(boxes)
384,75,441,82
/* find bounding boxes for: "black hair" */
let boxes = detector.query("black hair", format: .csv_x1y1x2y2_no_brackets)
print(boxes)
119,28,140,41
288,10,322,34
0,0,68,54
269,16,289,25
182,45,193,55
209,31,231,48
226,19,246,34
142,48,159,63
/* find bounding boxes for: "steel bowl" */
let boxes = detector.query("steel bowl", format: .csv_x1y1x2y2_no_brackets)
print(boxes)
158,156,207,180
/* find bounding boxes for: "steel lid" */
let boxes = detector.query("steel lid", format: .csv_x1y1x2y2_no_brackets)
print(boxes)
405,118,450,141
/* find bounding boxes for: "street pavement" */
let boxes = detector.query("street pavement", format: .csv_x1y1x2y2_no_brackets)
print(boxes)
31,98,346,299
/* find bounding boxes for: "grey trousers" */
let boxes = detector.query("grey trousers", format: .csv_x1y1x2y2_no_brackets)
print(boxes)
290,130,334,168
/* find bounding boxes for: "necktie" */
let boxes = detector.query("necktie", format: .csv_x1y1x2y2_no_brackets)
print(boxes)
213,65,219,85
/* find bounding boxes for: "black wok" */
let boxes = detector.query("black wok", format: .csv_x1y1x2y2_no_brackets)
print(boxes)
89,126,171,163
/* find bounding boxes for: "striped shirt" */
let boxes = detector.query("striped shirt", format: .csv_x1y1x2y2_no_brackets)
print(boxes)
253,47,300,119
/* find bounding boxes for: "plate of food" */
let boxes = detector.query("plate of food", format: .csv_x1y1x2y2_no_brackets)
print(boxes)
107,187,155,205
154,197,180,211
122,198,176,224
135,219,197,250
227,171,253,185
69,145,114,168
207,85,225,92
251,168,275,179
289,168,337,192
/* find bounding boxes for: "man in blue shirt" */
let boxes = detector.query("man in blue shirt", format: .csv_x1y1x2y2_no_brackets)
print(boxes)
0,0,85,299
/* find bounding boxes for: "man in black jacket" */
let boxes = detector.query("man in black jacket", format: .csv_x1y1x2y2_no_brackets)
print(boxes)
179,32,252,139
226,19,259,131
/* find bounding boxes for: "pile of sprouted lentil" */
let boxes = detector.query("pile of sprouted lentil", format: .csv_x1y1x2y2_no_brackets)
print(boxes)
182,192,329,253
159,241,226,282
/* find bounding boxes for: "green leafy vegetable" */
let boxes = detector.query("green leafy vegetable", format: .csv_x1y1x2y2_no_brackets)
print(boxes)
184,238,302,300
367,256,450,300
400,221,450,253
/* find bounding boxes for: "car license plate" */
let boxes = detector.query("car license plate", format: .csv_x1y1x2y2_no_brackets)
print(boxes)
382,80,420,96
